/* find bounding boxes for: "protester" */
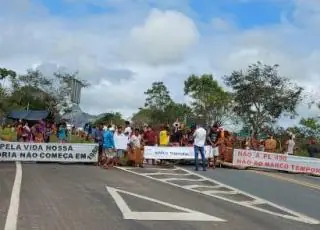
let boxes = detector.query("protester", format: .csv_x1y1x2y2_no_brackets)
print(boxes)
94,123,104,165
265,134,277,152
307,138,319,158
159,125,170,146
171,124,183,146
34,123,44,143
285,135,295,155
124,121,132,137
250,133,259,150
57,122,68,143
207,124,219,168
128,128,143,167
143,125,158,165
22,122,31,142
44,122,52,143
113,126,128,166
16,120,23,141
193,124,207,171
103,125,116,168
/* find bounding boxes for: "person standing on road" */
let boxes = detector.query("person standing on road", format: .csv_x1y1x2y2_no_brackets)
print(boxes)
129,128,144,167
44,122,52,143
57,122,68,143
113,126,128,165
143,125,158,165
124,121,132,137
264,134,277,153
94,123,104,165
103,125,116,168
193,124,207,171
307,138,319,158
285,135,295,155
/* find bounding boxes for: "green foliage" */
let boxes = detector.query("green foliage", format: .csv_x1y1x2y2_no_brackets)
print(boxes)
224,62,303,133
0,68,17,80
133,81,192,126
299,117,320,138
184,74,233,125
131,108,153,127
144,81,172,111
94,112,125,126
0,67,88,120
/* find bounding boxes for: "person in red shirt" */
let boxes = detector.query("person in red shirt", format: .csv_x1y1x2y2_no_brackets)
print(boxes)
143,125,158,165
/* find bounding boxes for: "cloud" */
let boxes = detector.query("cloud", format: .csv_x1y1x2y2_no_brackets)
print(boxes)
1,0,320,127
122,9,199,65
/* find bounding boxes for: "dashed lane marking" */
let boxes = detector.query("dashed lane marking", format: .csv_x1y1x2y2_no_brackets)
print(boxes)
116,166,320,225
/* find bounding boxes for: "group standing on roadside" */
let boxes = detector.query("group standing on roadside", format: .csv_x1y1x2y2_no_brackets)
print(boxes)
94,121,144,169
15,120,68,143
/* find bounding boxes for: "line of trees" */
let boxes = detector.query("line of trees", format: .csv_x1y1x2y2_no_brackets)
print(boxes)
133,62,307,133
2,62,320,146
131,62,320,156
0,67,88,120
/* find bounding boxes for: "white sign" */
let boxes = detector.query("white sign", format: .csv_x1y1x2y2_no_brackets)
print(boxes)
0,141,99,163
106,186,226,222
233,149,320,176
144,146,218,159
114,134,129,150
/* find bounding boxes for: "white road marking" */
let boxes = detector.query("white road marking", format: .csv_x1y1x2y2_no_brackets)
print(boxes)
116,166,320,225
183,185,222,189
162,178,205,182
4,162,22,230
106,186,226,222
203,190,238,195
143,172,190,176
128,167,179,171
239,200,266,206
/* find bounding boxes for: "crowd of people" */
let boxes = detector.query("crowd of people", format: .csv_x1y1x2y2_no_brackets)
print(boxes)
91,120,230,170
7,118,319,169
15,120,69,143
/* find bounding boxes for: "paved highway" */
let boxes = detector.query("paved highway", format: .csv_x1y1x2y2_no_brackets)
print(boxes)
0,162,319,230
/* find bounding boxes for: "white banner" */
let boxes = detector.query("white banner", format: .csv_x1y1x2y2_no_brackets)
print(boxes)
0,141,99,163
144,146,219,160
233,149,320,176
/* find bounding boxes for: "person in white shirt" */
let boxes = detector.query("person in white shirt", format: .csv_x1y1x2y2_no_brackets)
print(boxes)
286,135,295,155
113,126,128,165
130,128,141,148
124,121,132,137
193,124,207,171
128,128,144,167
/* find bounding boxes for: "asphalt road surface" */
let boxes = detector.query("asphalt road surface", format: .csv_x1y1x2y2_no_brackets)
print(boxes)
1,162,319,230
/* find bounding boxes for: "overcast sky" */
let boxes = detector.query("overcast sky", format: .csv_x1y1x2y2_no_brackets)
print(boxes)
1,0,320,126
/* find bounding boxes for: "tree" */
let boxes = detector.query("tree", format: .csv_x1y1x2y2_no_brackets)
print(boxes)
224,62,303,134
141,81,193,125
0,68,89,121
0,68,17,114
164,102,192,123
144,81,173,111
184,74,233,125
131,108,153,127
94,112,125,126
299,117,320,138
0,68,17,81
143,81,172,124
